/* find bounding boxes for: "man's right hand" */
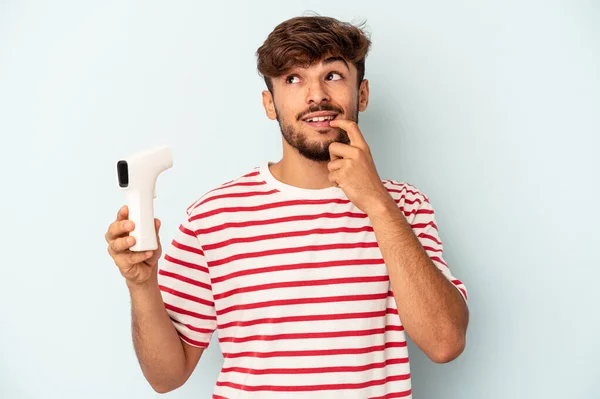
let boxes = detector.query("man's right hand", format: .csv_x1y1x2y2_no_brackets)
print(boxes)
105,205,163,286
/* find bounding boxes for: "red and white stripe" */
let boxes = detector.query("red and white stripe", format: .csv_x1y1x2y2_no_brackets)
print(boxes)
158,163,468,398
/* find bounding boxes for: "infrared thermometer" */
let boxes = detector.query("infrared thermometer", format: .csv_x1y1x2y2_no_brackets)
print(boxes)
116,145,173,251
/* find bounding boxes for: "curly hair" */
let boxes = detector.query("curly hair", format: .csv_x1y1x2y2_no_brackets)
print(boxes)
256,15,372,94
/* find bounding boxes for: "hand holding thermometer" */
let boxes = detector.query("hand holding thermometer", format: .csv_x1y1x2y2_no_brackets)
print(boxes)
116,146,173,251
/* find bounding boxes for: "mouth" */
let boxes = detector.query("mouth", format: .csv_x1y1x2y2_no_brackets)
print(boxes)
301,112,339,128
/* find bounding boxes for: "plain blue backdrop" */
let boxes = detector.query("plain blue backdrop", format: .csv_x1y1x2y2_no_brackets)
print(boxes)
1,1,598,398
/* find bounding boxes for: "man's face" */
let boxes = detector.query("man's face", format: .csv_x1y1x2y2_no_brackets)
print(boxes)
262,56,369,162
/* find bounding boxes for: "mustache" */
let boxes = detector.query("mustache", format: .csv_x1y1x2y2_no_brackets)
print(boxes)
296,104,344,121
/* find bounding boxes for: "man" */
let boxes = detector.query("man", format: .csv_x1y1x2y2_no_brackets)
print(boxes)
105,15,469,398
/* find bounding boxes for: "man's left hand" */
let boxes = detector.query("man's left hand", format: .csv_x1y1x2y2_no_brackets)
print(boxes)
327,119,394,215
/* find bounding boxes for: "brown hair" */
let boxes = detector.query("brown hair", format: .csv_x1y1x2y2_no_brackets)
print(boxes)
256,15,372,94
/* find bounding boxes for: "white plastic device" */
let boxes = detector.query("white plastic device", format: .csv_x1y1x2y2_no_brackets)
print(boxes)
116,145,173,251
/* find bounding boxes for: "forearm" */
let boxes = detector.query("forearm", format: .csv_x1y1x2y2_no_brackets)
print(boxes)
128,277,187,392
368,199,468,363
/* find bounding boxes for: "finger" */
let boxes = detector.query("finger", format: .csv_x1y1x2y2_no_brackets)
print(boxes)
327,158,347,172
329,119,369,151
127,250,154,265
146,246,162,264
328,170,340,186
107,219,135,241
110,236,136,253
116,205,129,221
329,142,360,160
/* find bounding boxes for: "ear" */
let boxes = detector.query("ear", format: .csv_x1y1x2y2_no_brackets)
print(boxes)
358,79,370,112
262,90,277,120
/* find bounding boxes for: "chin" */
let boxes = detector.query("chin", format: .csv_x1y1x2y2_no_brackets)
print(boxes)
316,128,334,134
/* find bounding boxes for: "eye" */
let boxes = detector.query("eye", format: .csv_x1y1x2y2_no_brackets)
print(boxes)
285,75,300,84
326,72,343,81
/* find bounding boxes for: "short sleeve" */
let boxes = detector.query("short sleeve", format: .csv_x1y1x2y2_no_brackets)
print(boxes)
157,212,217,348
407,192,468,304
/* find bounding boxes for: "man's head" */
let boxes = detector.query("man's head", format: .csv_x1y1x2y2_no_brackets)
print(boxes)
256,16,371,162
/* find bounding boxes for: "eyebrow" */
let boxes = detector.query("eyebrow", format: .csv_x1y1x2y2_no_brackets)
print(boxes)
282,56,350,79
322,56,349,70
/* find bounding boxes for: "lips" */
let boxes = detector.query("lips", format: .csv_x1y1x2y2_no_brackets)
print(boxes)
302,112,339,128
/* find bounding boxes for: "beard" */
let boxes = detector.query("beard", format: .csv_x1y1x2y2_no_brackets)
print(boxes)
275,102,359,162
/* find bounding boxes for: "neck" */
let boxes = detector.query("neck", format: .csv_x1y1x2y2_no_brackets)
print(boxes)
269,140,335,190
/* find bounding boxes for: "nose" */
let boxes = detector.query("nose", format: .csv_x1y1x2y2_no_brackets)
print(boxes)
305,80,330,104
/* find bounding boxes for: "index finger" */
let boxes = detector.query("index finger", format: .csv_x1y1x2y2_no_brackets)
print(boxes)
116,205,128,221
328,119,368,151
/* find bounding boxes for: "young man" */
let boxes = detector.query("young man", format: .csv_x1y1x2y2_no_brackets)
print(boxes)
105,15,469,399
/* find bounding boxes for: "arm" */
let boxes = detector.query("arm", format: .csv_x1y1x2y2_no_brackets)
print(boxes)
105,205,214,393
327,119,469,363
128,278,204,393
367,197,469,363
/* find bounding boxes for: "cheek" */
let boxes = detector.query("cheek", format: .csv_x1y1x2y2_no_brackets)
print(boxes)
334,91,356,111
280,102,302,122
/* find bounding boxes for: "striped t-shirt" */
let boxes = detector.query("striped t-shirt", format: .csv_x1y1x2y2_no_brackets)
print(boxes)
157,162,468,399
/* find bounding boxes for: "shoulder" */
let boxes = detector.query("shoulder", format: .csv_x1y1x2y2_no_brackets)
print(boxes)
380,178,431,211
184,165,267,218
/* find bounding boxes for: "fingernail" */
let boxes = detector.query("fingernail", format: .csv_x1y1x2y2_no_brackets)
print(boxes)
124,221,132,229
127,237,133,245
